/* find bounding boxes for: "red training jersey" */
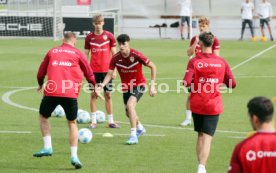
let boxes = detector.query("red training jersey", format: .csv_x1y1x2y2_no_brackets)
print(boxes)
190,36,220,56
37,43,96,98
109,49,150,91
183,53,236,115
228,132,276,173
84,30,116,72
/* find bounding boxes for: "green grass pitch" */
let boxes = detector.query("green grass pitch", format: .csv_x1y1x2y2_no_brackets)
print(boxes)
0,39,275,173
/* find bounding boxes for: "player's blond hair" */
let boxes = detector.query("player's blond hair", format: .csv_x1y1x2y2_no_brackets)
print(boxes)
93,14,104,23
198,16,210,26
63,32,77,42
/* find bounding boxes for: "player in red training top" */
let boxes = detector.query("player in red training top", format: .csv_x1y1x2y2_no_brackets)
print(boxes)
183,32,236,173
84,13,119,129
181,16,220,127
34,32,100,169
96,34,157,145
228,96,276,173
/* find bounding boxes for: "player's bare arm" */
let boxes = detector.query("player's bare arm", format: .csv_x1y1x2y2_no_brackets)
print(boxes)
146,62,157,97
187,36,199,57
111,46,117,79
98,69,113,90
84,49,90,59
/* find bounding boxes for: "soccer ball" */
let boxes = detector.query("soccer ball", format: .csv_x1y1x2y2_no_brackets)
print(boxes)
77,110,91,124
96,110,106,123
52,105,65,117
78,128,92,144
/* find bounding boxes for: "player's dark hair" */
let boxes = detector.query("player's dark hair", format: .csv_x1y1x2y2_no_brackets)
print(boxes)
117,34,130,44
199,32,214,47
247,96,274,123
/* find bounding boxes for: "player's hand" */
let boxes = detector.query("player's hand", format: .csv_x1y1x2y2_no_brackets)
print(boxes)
195,36,199,44
149,85,157,97
94,84,105,101
37,85,43,93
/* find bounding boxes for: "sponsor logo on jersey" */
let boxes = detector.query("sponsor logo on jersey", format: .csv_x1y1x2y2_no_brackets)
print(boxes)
52,60,72,67
52,60,59,66
197,62,204,68
246,150,276,161
197,62,221,69
121,69,138,73
199,77,205,83
92,48,108,53
52,49,76,54
206,78,219,83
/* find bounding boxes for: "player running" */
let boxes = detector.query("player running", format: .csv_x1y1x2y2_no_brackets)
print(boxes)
183,32,236,173
181,16,220,127
96,34,157,145
84,13,119,129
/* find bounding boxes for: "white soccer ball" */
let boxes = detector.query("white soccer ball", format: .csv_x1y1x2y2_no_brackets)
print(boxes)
96,110,106,123
78,128,92,144
52,105,65,117
77,110,91,124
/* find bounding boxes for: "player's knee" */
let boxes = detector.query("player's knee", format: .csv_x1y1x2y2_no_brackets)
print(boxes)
126,102,135,111
104,92,111,100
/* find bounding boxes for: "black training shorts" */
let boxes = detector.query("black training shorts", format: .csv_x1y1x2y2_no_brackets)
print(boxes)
39,96,78,121
123,86,145,105
94,73,113,92
192,113,219,136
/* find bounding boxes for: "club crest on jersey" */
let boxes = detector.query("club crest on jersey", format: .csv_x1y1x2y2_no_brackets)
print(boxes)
103,34,108,40
129,56,135,62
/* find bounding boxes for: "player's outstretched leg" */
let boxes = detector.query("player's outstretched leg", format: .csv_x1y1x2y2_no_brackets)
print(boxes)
34,115,53,157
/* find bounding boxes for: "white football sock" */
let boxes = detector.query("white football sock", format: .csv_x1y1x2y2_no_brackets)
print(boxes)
197,164,206,173
43,135,52,149
90,112,97,124
186,110,192,120
70,146,78,158
130,128,137,137
137,123,144,131
108,114,114,124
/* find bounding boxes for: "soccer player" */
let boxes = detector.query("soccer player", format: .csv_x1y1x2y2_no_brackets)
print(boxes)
240,0,256,41
96,34,157,145
258,0,274,41
178,0,192,40
183,32,236,173
34,32,99,169
228,96,276,173
84,13,119,129
180,16,220,127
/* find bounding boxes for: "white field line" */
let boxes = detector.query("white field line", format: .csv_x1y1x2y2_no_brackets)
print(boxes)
117,121,247,134
2,87,248,135
1,87,39,112
231,44,276,70
95,132,165,137
0,130,32,134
